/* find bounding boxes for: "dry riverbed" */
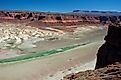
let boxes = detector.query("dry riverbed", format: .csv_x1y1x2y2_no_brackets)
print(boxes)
0,23,107,80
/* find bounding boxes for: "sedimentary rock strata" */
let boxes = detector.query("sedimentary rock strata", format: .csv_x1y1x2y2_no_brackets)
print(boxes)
0,10,121,27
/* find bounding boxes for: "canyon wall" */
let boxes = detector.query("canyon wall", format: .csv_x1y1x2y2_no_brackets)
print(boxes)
95,23,121,69
0,10,121,27
64,22,121,80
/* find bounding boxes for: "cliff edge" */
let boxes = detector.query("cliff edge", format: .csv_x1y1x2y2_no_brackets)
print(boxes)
0,10,121,27
64,63,121,80
64,22,121,80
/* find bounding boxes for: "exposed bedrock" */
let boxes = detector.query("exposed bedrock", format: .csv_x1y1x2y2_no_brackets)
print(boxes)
95,23,121,69
0,10,121,27
64,23,121,80
64,63,121,80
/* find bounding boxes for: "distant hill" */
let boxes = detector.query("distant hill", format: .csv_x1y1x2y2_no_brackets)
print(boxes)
73,10,121,16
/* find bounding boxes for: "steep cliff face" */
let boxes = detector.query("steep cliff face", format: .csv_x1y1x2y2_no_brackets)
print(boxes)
95,23,121,69
64,23,121,80
0,10,121,27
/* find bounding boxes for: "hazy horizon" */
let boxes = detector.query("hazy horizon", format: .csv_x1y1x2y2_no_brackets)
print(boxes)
0,0,121,12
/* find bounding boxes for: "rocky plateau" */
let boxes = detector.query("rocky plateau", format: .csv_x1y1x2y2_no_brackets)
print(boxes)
0,10,121,27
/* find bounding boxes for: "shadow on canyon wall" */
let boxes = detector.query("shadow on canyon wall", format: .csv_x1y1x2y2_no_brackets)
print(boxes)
95,20,121,69
64,18,121,80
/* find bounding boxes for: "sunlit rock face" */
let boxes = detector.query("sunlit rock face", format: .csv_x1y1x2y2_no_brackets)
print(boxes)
0,23,63,50
64,63,121,80
0,10,121,27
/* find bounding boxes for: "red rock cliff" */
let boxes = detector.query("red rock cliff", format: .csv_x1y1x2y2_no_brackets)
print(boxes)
0,10,121,27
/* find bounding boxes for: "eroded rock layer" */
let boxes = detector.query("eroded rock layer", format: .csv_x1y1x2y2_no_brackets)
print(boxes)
0,10,121,27
63,63,121,80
